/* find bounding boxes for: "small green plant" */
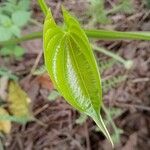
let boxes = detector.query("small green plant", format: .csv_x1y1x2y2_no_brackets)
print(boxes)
89,0,110,24
102,75,126,93
0,0,31,58
98,59,117,72
145,0,150,8
75,113,88,125
32,65,46,75
48,90,60,101
88,0,134,24
0,67,18,81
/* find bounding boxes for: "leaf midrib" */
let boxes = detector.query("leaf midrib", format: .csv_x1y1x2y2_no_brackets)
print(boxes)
68,35,91,108
70,33,102,99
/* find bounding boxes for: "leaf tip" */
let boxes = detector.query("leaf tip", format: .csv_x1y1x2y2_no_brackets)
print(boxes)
61,5,70,21
93,114,114,147
45,8,53,19
61,5,67,14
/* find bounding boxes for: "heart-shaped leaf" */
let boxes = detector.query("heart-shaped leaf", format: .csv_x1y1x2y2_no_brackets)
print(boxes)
43,7,113,146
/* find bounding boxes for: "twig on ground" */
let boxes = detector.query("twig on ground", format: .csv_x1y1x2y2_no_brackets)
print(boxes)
29,49,43,77
33,104,49,116
131,77,149,83
84,122,91,150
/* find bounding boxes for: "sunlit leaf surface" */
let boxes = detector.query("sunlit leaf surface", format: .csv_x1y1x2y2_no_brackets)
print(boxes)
43,7,113,145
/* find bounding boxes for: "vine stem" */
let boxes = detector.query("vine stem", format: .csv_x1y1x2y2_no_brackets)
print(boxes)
0,31,42,46
37,0,49,16
92,45,133,69
1,30,150,46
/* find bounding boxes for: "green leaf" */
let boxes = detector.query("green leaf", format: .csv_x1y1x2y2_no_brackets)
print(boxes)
1,2,16,14
96,12,111,24
0,45,24,58
1,0,30,15
75,113,88,125
118,0,134,14
43,7,113,146
0,14,12,27
6,0,17,5
32,65,46,75
13,46,25,57
0,67,18,81
48,90,60,101
0,27,12,41
12,10,31,27
0,46,12,56
18,0,30,11
10,25,21,38
89,0,110,24
0,114,31,124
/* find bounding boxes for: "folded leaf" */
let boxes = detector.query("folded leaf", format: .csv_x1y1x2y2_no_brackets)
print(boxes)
43,7,113,146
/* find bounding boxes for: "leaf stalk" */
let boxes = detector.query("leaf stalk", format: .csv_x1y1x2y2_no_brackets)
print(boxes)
37,0,49,16
93,45,133,69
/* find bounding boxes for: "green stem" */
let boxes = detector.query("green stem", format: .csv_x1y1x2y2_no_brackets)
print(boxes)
0,32,42,46
1,29,150,46
92,45,133,69
93,45,126,64
37,0,49,16
85,29,150,40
